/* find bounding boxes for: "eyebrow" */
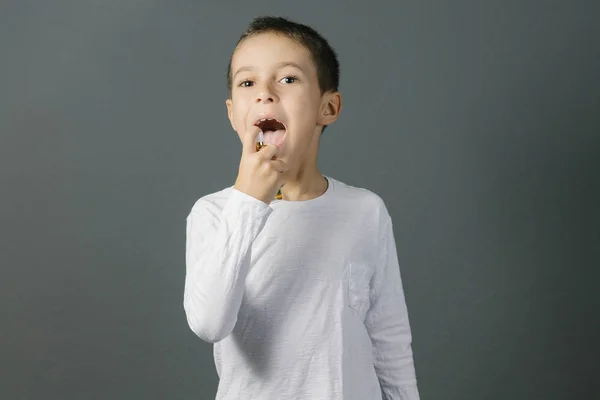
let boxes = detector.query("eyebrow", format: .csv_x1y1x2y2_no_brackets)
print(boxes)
232,62,305,80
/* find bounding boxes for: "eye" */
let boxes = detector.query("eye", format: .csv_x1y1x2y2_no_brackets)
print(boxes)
238,80,254,87
280,76,298,84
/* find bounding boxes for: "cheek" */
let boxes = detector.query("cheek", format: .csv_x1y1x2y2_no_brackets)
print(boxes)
295,99,320,126
289,91,318,118
232,103,249,131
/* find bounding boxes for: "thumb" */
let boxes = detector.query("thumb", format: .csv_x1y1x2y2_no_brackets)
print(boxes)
243,125,262,156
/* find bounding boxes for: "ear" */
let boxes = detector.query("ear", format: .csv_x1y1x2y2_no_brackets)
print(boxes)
317,91,342,127
225,98,236,131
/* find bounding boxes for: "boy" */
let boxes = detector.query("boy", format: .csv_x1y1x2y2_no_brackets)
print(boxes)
184,16,420,400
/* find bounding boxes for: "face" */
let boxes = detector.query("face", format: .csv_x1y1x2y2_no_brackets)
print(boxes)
226,32,340,168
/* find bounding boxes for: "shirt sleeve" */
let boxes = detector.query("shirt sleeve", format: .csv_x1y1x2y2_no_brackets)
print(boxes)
183,188,273,343
364,216,420,400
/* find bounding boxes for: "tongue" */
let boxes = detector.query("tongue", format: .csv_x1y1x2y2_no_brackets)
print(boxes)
263,129,286,148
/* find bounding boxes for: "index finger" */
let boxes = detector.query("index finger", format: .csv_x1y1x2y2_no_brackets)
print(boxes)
242,125,262,156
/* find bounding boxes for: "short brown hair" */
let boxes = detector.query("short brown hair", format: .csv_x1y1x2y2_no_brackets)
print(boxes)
226,16,340,98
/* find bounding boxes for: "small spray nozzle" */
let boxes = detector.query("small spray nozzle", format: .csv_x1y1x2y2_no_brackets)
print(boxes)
255,130,265,152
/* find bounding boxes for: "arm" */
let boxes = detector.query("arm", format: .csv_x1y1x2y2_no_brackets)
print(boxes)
183,188,272,343
365,217,420,400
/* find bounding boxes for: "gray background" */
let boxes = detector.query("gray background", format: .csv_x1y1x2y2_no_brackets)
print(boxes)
1,1,598,399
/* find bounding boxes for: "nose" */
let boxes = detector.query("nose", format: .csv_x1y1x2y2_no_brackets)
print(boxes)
254,83,278,104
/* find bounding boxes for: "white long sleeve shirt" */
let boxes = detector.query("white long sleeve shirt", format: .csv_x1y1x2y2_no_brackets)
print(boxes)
184,175,419,400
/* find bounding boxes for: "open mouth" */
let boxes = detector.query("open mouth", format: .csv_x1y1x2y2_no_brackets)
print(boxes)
255,118,287,133
254,118,287,149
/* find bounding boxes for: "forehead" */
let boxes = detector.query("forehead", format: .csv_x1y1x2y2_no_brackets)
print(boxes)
231,33,315,74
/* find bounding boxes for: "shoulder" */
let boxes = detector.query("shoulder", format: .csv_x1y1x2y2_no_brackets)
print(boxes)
187,184,235,217
328,176,392,224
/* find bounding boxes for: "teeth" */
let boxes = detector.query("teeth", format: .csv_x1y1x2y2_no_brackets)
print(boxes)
255,117,285,128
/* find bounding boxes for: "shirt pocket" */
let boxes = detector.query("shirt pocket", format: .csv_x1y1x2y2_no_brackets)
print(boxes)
347,262,373,321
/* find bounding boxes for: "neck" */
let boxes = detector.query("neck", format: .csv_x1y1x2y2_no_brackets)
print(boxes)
280,139,328,201
279,168,327,201
279,127,329,201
